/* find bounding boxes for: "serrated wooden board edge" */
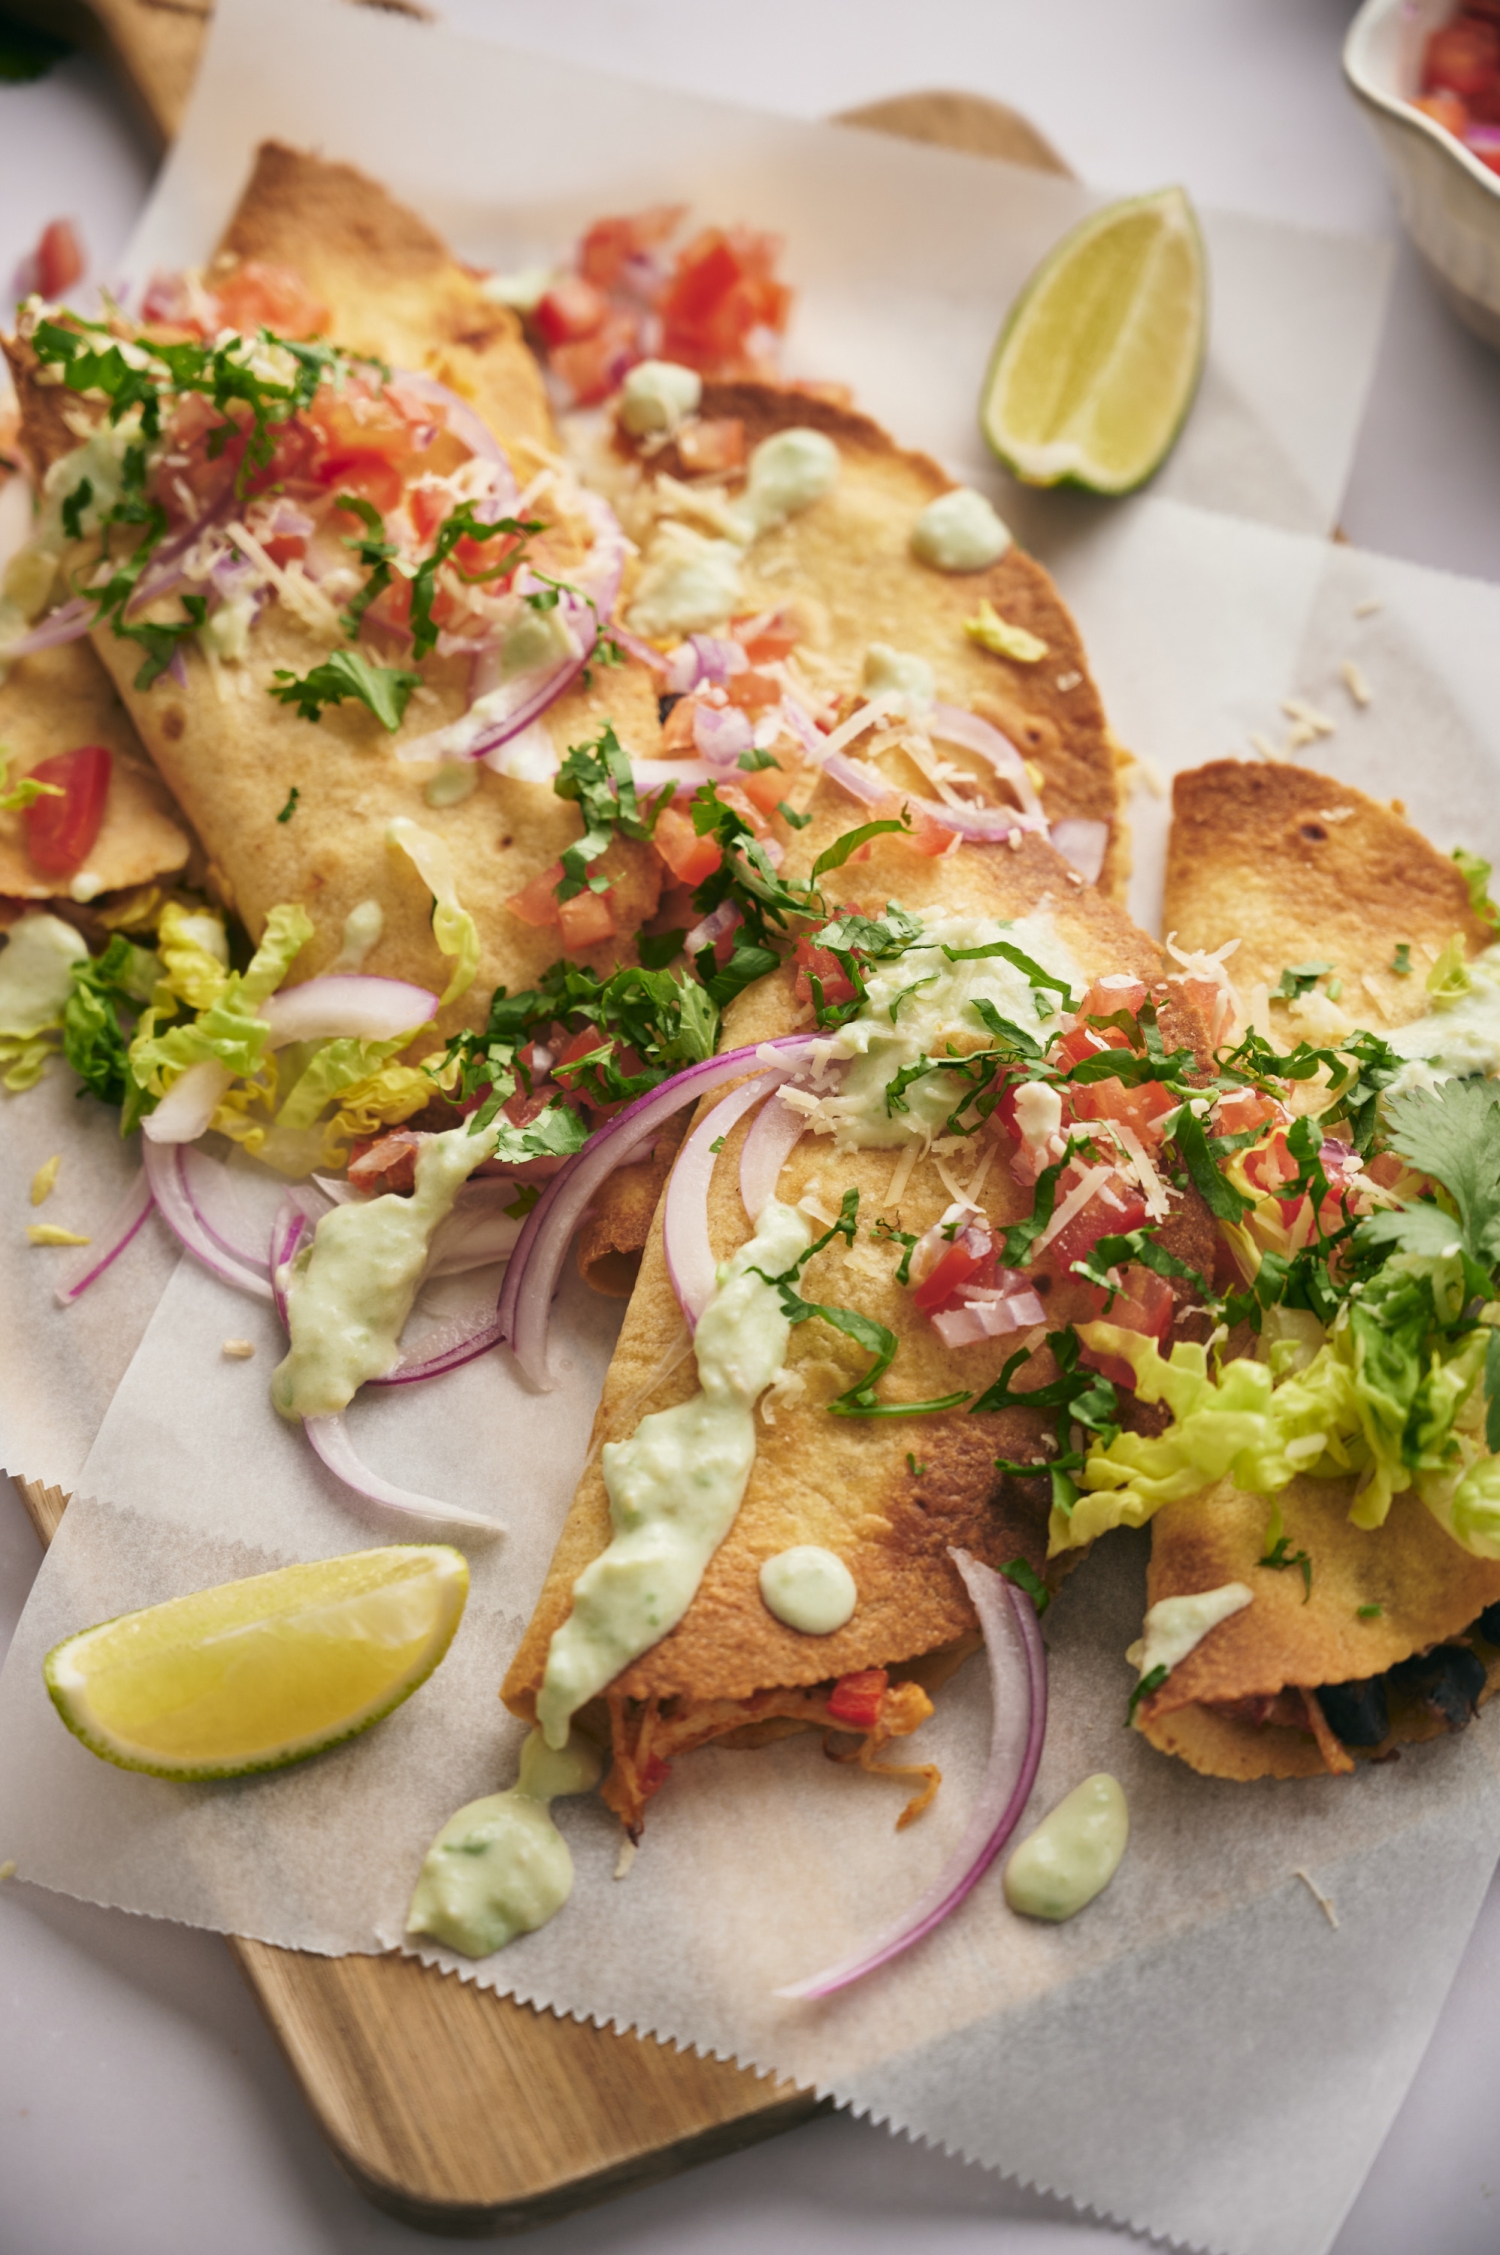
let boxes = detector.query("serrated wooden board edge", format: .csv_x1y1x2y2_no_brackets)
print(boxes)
8,38,1067,2228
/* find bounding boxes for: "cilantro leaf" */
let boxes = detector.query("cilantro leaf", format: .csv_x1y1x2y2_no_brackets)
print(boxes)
810,811,913,879
270,649,421,731
999,1558,1050,1615
1378,1076,1500,1271
941,937,1075,1011
1127,1664,1168,1726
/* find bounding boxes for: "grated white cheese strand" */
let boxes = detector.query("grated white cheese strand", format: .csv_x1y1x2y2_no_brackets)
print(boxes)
1250,732,1283,762
1110,1119,1172,1222
1353,596,1383,618
1281,697,1337,738
885,1144,918,1207
1034,1163,1115,1254
1340,658,1372,709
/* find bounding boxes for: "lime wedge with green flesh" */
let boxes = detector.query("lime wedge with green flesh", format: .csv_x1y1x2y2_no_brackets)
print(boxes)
981,186,1207,495
44,1545,468,1779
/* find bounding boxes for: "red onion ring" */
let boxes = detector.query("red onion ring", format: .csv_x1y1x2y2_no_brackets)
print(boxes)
497,1035,820,1389
368,1304,508,1386
0,594,95,657
141,1140,273,1301
386,370,519,513
1049,818,1109,885
53,1167,155,1306
176,1142,285,1271
141,1059,236,1145
611,625,670,676
775,1550,1046,1999
929,704,1043,822
269,1196,310,1330
739,1088,808,1220
663,1069,783,1329
684,898,741,955
820,748,1046,843
303,1411,503,1535
260,974,438,1048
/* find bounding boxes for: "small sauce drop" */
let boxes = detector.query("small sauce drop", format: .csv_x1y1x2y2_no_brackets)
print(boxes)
759,1545,857,1634
1004,1773,1129,1922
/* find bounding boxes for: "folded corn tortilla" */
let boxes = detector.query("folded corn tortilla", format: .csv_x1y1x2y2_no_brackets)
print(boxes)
596,378,1129,895
1139,758,1500,1779
505,792,1212,1823
0,642,191,902
5,145,664,1037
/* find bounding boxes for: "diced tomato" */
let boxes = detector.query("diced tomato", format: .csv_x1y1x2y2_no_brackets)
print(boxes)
658,226,792,371
1425,17,1499,94
734,611,799,664
260,532,308,568
1365,1150,1408,1191
638,1752,673,1797
856,790,957,859
551,313,640,406
653,806,722,887
557,890,617,949
535,275,611,347
34,219,84,301
660,697,700,755
408,483,451,543
1053,1022,1129,1072
326,452,405,517
1043,1162,1147,1277
212,260,328,340
1214,1086,1287,1137
1070,1076,1179,1149
1242,1131,1299,1196
826,1669,888,1730
307,388,424,478
23,744,111,877
577,204,685,291
912,1223,997,1314
1416,90,1471,135
1076,974,1148,1024
506,863,564,928
792,929,857,1008
1078,1263,1176,1388
736,754,799,819
724,667,783,715
677,417,747,475
347,1129,423,1196
553,1025,610,1079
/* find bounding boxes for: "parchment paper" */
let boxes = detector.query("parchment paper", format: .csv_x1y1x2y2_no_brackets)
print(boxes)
0,11,1483,2255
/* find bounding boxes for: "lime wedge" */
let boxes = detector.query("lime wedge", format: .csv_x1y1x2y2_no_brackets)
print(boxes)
981,186,1207,495
44,1545,468,1779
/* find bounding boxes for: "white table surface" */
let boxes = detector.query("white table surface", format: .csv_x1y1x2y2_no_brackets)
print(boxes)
6,5,1500,2250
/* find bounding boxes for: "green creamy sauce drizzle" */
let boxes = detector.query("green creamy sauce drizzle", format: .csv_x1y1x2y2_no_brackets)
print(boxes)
1391,944,1500,1079
1126,1581,1253,1680
910,487,1012,573
758,1545,857,1633
405,1728,602,1958
817,912,1082,1150
271,1119,500,1420
537,1197,811,1749
1004,1773,1129,1923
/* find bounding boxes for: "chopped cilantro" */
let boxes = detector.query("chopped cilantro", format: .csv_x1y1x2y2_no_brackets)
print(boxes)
1259,1530,1313,1602
873,1217,919,1285
940,936,1075,1012
270,649,421,732
778,800,813,829
1274,960,1334,1002
1391,943,1413,976
709,1135,726,1154
408,503,543,662
638,930,685,970
999,1558,1050,1616
275,786,300,823
1127,1664,1169,1726
1453,847,1499,929
1357,1604,1383,1620
906,1453,927,1477
61,477,93,541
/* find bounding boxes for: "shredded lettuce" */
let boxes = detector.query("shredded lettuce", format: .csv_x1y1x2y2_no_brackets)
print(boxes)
128,903,312,1103
1055,1276,1494,1558
387,819,479,1008
0,914,91,1091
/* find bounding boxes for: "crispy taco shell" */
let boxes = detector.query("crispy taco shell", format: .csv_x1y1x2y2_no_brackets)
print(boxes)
506,793,1212,1823
1142,760,1500,1779
611,379,1129,897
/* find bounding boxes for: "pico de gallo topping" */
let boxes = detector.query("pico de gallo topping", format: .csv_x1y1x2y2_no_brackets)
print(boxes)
1411,5,1500,174
511,206,794,407
1,297,629,768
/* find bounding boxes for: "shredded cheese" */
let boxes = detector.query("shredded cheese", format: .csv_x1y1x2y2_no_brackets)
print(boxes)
1034,1163,1115,1254
1340,658,1372,709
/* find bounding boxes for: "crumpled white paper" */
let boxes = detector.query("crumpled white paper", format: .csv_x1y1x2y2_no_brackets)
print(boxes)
0,11,1487,2254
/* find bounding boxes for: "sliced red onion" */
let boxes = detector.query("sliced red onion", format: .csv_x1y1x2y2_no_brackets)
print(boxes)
776,1550,1046,2000
395,489,627,767
820,750,1044,844
269,1196,310,1330
930,1287,1046,1348
690,633,747,685
611,625,669,676
663,1070,782,1328
177,1142,285,1271
141,1140,273,1300
775,691,824,760
369,1303,508,1385
303,1412,503,1534
929,704,1043,822
693,701,754,766
260,975,437,1048
0,594,94,658
1049,818,1109,885
53,1168,155,1306
141,1059,235,1146
386,370,518,512
498,1035,819,1388
684,898,741,955
425,1199,523,1277
739,1089,809,1220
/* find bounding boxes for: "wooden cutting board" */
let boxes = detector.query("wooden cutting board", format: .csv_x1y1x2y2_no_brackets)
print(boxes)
9,11,1071,2227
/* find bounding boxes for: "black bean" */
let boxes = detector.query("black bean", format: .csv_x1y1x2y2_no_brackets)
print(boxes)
1476,1602,1500,1646
658,693,683,725
1390,1644,1488,1733
1316,1676,1390,1748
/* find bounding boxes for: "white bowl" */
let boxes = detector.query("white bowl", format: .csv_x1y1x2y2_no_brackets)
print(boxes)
1344,0,1500,348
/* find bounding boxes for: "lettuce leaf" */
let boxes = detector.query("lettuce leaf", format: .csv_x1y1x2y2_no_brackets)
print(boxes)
387,819,479,1007
128,903,312,1101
